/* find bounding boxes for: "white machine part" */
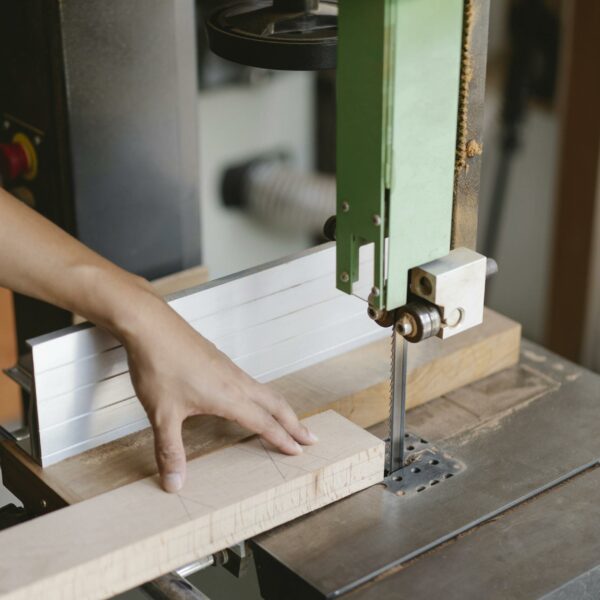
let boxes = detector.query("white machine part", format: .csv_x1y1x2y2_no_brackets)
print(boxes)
410,248,487,339
25,244,388,466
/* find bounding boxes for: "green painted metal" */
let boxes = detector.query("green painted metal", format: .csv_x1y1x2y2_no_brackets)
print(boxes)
335,0,391,306
336,0,464,311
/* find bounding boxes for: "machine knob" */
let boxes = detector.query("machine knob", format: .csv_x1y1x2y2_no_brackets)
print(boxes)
0,141,30,182
323,215,336,241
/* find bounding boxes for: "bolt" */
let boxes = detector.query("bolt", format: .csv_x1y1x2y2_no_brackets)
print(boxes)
372,214,382,226
341,201,350,213
396,319,414,337
340,271,350,283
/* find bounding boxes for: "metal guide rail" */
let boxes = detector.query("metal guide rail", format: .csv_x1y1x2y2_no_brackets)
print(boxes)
3,244,389,466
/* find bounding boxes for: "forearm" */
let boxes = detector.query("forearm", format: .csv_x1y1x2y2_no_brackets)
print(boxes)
0,188,316,493
0,187,161,341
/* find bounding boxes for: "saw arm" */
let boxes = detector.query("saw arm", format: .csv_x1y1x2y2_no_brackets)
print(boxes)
335,0,490,475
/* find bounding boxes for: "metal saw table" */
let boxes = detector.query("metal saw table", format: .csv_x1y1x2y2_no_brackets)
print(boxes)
1,338,599,599
252,340,600,600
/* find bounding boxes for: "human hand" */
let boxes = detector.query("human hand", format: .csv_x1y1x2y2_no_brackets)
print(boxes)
0,189,317,493
120,293,318,493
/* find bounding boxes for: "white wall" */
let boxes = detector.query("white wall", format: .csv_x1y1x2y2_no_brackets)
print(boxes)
478,0,561,344
198,72,315,280
478,90,559,343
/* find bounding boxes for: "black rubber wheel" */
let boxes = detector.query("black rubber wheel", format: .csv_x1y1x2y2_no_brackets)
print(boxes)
205,1,338,71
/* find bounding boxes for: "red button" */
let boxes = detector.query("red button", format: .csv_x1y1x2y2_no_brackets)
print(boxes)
0,142,30,182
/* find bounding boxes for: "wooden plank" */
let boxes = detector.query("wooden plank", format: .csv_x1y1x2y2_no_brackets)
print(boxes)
0,411,384,600
0,287,20,423
0,309,520,505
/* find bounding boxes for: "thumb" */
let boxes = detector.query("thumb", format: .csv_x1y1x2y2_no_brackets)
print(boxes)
152,415,187,493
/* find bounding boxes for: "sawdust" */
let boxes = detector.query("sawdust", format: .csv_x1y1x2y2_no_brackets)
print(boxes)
466,139,483,157
521,349,548,363
454,0,475,174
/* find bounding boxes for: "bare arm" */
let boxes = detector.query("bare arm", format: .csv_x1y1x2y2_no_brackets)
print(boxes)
0,188,317,491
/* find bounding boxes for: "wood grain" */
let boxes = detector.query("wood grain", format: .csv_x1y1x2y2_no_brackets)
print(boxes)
0,287,19,423
0,309,520,505
0,411,384,600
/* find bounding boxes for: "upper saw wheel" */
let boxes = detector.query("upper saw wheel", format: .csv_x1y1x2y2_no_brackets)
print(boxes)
205,0,338,70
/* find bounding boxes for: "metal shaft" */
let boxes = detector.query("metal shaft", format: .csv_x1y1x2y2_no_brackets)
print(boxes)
142,571,211,600
388,329,408,474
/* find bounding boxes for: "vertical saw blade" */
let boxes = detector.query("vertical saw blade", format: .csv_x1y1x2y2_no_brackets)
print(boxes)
388,326,408,474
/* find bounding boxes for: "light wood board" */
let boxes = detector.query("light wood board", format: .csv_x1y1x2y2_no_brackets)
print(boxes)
0,288,19,423
1,309,520,505
0,411,384,600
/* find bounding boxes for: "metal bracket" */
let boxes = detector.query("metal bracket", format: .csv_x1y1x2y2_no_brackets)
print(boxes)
385,432,464,498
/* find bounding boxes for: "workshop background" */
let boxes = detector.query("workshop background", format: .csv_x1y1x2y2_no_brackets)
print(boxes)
0,0,599,598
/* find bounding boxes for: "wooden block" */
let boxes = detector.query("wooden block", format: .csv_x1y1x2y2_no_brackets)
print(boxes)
0,308,520,505
0,411,384,600
0,287,20,424
150,264,209,298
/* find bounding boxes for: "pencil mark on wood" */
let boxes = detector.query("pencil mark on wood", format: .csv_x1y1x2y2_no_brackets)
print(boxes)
259,439,287,481
176,493,193,521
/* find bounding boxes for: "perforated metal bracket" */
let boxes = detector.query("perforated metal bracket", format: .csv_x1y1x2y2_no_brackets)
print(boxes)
384,432,464,498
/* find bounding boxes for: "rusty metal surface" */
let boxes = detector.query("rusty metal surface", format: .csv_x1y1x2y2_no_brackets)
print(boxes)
452,0,491,250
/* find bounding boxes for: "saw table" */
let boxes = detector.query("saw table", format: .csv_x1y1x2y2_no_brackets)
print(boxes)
2,334,600,599
253,340,600,599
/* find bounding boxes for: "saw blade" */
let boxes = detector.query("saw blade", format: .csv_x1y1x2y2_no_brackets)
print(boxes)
387,325,408,475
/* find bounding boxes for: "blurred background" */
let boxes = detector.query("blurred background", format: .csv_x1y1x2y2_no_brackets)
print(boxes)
0,0,599,426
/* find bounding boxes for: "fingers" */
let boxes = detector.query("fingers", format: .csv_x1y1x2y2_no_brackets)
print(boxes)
152,414,187,493
228,399,305,456
255,388,318,447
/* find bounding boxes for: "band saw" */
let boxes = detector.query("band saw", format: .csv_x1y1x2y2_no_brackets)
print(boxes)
1,1,600,599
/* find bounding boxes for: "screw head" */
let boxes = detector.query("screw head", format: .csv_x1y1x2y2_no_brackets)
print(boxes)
371,286,380,297
396,319,414,337
3,120,10,130
340,271,350,283
34,135,42,146
372,214,382,226
341,201,350,213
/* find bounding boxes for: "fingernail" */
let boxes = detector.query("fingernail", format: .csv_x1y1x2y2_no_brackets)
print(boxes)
307,430,319,443
291,441,303,454
163,473,183,493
